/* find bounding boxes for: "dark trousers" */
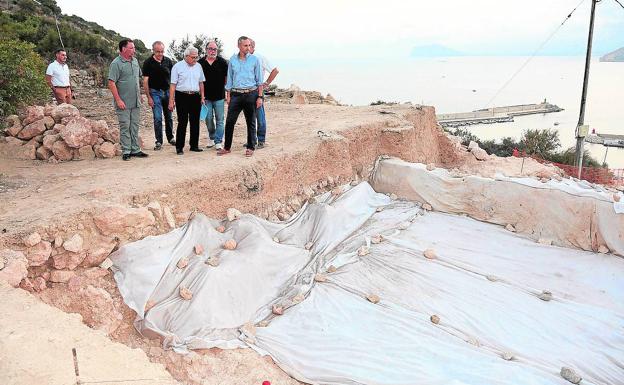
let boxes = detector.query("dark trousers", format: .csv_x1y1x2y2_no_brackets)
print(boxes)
174,91,201,151
224,91,257,151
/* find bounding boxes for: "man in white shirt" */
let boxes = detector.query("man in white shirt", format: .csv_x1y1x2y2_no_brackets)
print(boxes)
45,49,72,105
168,47,206,155
249,39,279,149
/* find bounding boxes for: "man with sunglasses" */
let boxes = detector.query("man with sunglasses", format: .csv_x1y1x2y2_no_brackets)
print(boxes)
198,40,228,151
142,41,175,150
219,36,263,157
168,47,206,155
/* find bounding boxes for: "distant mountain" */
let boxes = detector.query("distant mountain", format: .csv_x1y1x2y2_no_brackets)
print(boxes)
410,44,464,57
600,47,624,62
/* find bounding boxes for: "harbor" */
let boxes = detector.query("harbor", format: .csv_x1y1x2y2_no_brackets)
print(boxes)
437,100,564,128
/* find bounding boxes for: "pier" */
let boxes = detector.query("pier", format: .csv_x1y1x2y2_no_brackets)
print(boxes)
437,100,564,128
585,133,624,148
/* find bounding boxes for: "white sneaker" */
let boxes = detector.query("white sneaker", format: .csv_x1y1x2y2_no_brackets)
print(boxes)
206,139,215,148
215,142,223,150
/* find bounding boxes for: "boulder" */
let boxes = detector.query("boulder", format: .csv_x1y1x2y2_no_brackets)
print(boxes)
0,249,28,287
4,137,25,147
21,105,45,126
98,141,116,158
93,205,156,236
81,235,117,267
51,139,73,161
42,133,60,150
35,146,53,160
43,116,55,129
51,103,80,123
78,145,95,160
147,201,163,220
103,127,120,143
63,234,84,253
26,240,52,266
44,103,55,117
5,115,23,137
17,119,47,140
52,251,86,270
90,120,109,137
49,269,76,283
23,232,42,247
60,117,93,148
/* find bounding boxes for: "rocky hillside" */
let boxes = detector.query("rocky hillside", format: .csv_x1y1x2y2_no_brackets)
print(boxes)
600,47,624,62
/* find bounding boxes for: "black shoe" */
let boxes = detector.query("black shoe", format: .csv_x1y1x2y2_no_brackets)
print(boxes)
122,154,131,161
168,139,176,146
189,148,204,152
176,150,184,155
131,151,149,158
154,143,162,150
257,142,265,149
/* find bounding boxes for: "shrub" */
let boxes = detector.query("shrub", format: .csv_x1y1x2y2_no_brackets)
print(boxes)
168,34,224,61
0,38,48,118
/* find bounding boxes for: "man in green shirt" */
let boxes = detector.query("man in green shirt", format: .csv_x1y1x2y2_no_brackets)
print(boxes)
108,39,148,161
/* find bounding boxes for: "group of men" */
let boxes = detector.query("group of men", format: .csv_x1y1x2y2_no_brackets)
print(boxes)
107,36,279,160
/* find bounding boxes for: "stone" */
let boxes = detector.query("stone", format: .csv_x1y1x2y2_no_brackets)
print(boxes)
357,246,370,256
5,115,22,136
206,255,220,267
538,290,553,301
67,275,84,292
375,207,384,212
179,286,193,300
163,206,176,229
82,235,117,267
49,269,76,283
42,133,60,150
467,141,479,151
33,277,47,292
371,235,383,244
0,249,28,287
227,208,242,221
304,241,313,250
272,304,284,315
430,314,440,324
426,163,436,171
96,141,116,158
307,197,317,205
552,174,563,181
422,203,433,211
63,233,83,253
19,277,35,292
21,105,45,126
613,193,621,202
292,294,305,304
216,225,226,233
76,285,123,334
327,265,337,273
99,258,114,270
331,187,341,196
26,240,52,266
366,294,380,304
43,116,55,129
390,193,398,200
194,244,204,255
598,245,609,254
44,103,55,117
54,235,63,248
471,146,489,161
486,275,498,282
272,236,280,243
60,117,93,148
560,367,582,384
17,119,47,140
423,248,437,260
314,273,327,282
23,232,42,247
398,221,410,230
52,251,86,270
501,352,514,361
223,239,237,250
177,257,189,269
90,120,109,137
35,146,53,160
93,205,156,236
537,238,552,246
147,201,162,220
78,145,95,159
51,139,73,161
51,103,80,123
505,224,516,232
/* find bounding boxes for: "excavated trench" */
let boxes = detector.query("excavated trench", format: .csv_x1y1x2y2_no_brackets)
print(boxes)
2,106,467,384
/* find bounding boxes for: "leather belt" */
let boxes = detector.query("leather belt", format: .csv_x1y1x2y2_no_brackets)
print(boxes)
231,88,257,94
54,86,70,88
177,90,199,94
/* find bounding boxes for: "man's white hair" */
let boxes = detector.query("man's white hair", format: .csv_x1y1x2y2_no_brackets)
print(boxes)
184,46,199,56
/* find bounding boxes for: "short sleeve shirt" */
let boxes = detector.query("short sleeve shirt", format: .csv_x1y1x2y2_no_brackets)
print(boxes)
108,55,142,109
198,56,228,101
46,61,70,87
170,61,205,92
142,56,173,91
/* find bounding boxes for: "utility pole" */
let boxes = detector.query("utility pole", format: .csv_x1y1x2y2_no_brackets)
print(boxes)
574,0,598,178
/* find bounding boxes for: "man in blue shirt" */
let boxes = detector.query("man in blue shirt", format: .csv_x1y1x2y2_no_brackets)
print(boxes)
218,36,263,157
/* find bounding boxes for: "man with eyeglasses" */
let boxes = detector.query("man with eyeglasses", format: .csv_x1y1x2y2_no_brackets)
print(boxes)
198,40,228,151
168,47,206,155
249,39,279,149
108,39,149,161
142,41,175,150
219,36,263,157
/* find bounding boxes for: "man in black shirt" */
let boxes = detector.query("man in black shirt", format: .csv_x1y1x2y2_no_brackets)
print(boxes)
142,41,175,150
198,40,228,150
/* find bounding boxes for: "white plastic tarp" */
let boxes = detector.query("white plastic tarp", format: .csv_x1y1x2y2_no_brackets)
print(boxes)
111,176,624,385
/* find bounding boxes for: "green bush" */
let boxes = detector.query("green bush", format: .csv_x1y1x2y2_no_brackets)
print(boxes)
0,38,48,118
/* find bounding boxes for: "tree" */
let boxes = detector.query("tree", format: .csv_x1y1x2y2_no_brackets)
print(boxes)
168,34,224,61
520,128,560,158
0,38,48,118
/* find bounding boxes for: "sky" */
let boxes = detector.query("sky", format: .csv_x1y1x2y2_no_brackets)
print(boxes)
55,0,624,60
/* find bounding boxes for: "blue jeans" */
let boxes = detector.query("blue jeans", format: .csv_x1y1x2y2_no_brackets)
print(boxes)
150,88,174,144
256,104,266,144
203,99,225,144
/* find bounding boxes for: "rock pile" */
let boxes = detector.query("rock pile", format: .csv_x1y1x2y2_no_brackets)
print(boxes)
2,104,121,161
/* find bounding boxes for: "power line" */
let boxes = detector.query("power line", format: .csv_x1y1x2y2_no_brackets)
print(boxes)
484,0,587,108
614,0,624,9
